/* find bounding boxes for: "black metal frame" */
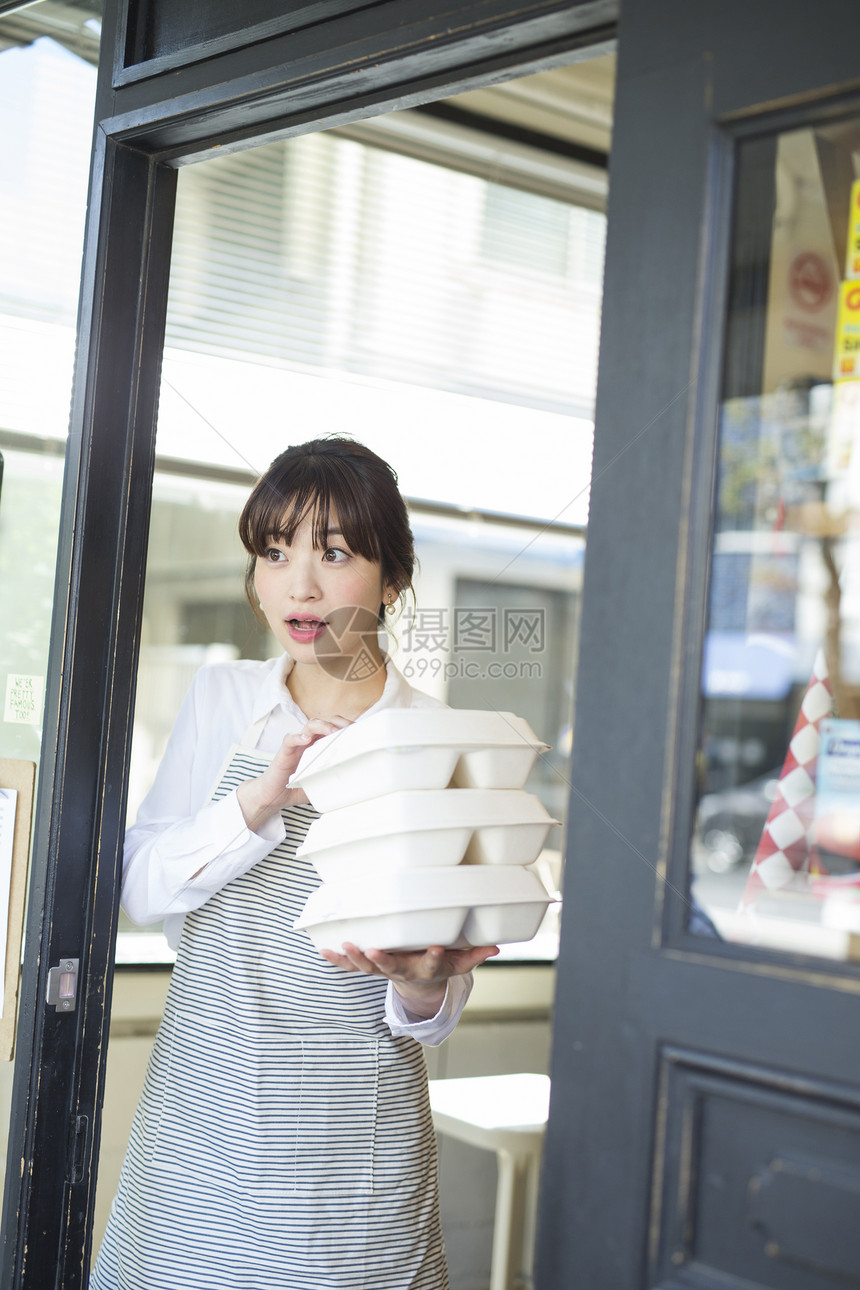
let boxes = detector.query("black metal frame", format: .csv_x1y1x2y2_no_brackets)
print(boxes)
0,135,177,1288
0,1,616,1285
416,101,610,170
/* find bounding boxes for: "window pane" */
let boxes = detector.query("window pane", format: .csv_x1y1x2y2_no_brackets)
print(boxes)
691,114,860,960
0,23,97,1210
165,132,606,422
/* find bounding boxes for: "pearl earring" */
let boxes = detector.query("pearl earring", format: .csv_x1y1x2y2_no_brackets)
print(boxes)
385,593,397,616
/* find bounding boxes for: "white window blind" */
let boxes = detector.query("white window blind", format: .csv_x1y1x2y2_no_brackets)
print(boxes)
0,38,96,440
166,127,606,421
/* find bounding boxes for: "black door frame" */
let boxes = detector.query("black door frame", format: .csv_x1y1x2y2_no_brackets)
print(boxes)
0,2,617,1285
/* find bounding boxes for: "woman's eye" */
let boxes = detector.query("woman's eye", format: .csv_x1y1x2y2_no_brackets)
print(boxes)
323,547,349,564
264,547,286,563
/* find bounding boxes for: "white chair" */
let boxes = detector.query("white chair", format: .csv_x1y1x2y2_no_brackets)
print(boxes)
429,1073,550,1290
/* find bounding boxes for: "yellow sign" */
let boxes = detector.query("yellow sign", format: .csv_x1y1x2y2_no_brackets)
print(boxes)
834,279,860,381
846,178,860,280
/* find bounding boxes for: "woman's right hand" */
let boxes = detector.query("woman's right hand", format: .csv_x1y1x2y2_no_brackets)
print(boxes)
236,718,349,832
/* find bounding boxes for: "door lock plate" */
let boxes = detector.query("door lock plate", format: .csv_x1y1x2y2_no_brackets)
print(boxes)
46,958,79,1012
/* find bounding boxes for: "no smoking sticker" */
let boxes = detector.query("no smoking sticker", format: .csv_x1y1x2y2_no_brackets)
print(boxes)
788,251,833,313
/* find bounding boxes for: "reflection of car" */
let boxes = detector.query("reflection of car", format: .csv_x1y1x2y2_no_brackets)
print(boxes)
694,773,780,873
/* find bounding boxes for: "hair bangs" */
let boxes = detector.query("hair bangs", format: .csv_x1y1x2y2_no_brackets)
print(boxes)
240,450,381,562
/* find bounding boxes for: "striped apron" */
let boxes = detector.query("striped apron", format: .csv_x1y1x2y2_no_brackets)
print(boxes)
91,743,447,1290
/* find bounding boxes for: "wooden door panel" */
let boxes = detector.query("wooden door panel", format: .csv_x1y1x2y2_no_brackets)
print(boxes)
652,1049,860,1289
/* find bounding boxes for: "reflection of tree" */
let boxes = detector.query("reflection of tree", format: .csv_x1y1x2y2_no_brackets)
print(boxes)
717,438,777,525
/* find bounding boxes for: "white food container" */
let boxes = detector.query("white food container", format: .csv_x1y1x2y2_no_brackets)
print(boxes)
291,708,548,811
293,865,554,952
296,788,558,881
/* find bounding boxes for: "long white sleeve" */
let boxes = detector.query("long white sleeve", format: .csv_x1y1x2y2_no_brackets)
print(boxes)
384,973,472,1046
121,666,285,927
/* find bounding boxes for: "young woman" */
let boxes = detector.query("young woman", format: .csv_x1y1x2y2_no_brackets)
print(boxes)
90,437,498,1290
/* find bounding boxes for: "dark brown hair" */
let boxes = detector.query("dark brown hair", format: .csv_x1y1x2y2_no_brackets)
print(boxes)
238,437,415,621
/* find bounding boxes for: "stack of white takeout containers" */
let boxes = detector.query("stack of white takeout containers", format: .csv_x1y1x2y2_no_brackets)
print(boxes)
290,709,559,952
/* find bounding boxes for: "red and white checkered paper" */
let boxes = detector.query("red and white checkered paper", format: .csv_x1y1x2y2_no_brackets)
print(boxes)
740,649,833,909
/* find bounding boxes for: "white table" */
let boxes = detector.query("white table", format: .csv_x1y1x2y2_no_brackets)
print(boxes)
429,1074,550,1290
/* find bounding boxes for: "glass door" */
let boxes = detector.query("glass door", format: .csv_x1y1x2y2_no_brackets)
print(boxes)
538,4,860,1288
0,11,98,1214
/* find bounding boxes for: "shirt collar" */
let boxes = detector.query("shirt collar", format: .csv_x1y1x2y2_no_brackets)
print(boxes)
251,654,301,724
251,652,416,724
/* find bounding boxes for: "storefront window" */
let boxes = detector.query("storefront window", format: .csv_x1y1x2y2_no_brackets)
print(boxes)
0,35,95,755
691,113,860,960
0,16,98,1207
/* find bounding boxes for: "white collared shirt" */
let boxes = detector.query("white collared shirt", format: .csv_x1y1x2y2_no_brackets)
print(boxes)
122,653,471,1044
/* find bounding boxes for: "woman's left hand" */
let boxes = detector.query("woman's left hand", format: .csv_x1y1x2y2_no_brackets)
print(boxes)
320,941,500,1019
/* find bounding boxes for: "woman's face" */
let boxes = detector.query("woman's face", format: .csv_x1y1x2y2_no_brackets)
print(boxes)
254,505,393,676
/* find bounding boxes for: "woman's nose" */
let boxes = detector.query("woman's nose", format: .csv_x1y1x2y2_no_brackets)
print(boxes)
288,556,321,600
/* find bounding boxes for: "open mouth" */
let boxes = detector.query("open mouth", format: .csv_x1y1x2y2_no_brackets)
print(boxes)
287,617,328,640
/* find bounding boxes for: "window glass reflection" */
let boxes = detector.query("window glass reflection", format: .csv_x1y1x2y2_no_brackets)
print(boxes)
691,115,860,959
